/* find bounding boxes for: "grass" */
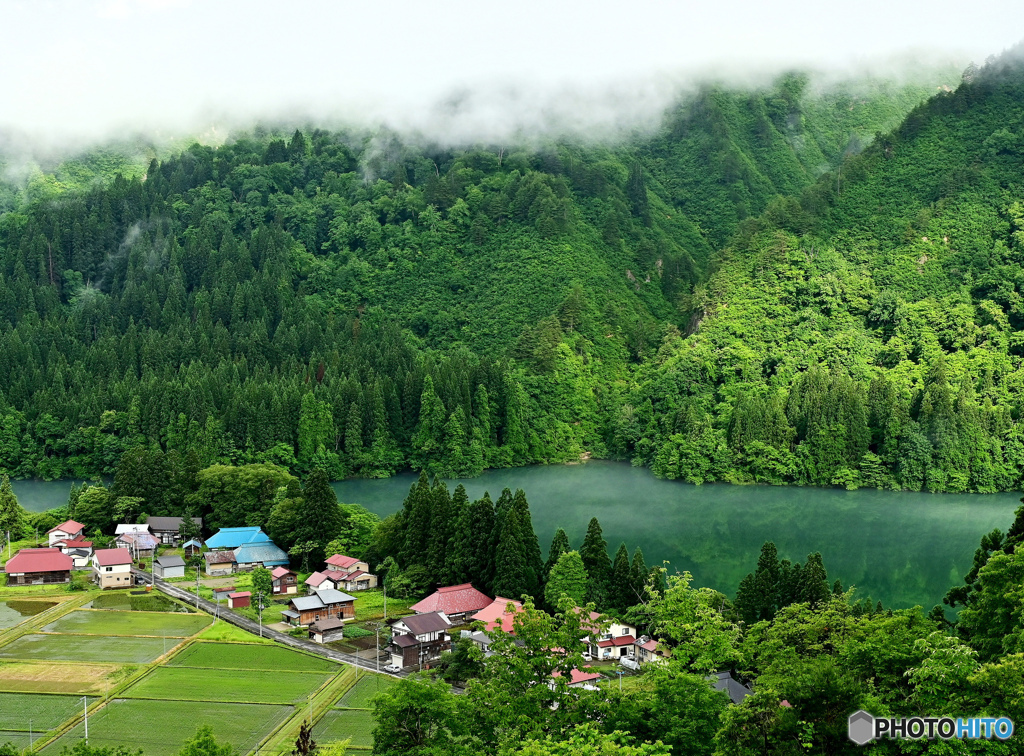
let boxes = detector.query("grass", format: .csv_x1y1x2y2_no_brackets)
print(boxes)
0,599,60,630
124,667,333,705
0,693,83,731
168,642,338,672
0,633,174,663
42,609,211,637
335,675,394,710
193,621,273,644
38,699,294,756
87,592,188,612
0,730,33,749
313,708,375,749
0,661,125,695
353,591,414,622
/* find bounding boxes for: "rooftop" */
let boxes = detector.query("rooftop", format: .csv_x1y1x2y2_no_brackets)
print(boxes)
411,583,492,616
155,555,186,568
47,520,85,535
146,516,202,531
325,554,360,569
393,611,451,636
471,597,524,633
205,527,272,550
94,548,134,567
234,541,289,567
5,548,74,574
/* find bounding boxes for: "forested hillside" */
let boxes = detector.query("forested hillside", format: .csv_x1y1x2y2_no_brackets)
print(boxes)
0,67,969,485
625,48,1024,492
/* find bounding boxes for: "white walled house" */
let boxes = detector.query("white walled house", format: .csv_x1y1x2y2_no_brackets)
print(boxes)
47,520,85,547
92,549,134,589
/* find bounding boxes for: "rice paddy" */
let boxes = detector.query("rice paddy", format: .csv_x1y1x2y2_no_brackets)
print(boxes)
313,708,375,749
124,666,333,705
0,633,172,663
167,641,337,672
335,675,395,710
0,600,59,630
0,693,83,731
42,609,211,637
0,661,124,695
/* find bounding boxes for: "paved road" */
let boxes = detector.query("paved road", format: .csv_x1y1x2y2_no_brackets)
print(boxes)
132,568,402,676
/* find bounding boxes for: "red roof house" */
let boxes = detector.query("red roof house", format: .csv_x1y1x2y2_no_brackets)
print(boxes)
325,554,361,569
4,548,74,586
470,596,524,633
410,583,492,620
94,549,134,567
552,668,603,688
228,591,251,609
47,520,85,546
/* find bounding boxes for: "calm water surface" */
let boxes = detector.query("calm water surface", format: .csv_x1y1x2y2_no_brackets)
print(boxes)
14,463,1020,610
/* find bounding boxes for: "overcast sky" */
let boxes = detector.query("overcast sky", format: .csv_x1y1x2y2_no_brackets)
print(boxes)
3,0,1023,145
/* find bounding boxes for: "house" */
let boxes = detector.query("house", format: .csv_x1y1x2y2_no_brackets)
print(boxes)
116,532,159,561
228,591,251,609
4,548,73,586
146,516,203,546
471,597,524,634
115,524,152,536
322,554,378,591
233,541,289,571
388,611,452,669
212,586,236,601
634,636,669,666
182,539,205,558
271,567,298,595
204,551,236,576
54,540,93,568
309,617,346,644
92,548,134,589
304,571,338,593
153,555,186,579
47,520,85,547
283,589,356,627
552,668,603,690
578,610,637,660
410,583,492,622
712,671,753,704
459,628,495,656
205,527,273,550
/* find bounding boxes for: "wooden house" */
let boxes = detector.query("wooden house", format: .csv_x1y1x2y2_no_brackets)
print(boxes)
410,583,491,622
4,548,73,586
204,551,236,576
309,617,346,644
387,611,452,669
271,566,298,595
283,589,356,627
146,517,203,546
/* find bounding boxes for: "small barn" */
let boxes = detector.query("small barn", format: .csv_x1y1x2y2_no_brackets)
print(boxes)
182,539,204,558
309,617,346,644
212,586,236,602
204,550,236,576
153,555,186,579
4,548,73,586
227,591,251,609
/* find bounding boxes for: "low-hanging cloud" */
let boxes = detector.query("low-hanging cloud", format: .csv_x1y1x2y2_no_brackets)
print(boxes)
2,0,1023,154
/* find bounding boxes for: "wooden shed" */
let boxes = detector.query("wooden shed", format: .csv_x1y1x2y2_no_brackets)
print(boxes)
227,591,251,609
309,617,346,644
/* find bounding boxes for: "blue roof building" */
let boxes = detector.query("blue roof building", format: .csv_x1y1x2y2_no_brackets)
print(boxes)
234,541,290,568
206,527,272,550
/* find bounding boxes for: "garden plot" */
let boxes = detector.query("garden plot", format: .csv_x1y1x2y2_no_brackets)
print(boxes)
335,675,394,710
38,699,294,756
42,609,210,637
0,600,58,630
314,708,375,749
0,634,171,663
0,661,124,695
125,666,333,705
167,642,337,672
0,693,82,731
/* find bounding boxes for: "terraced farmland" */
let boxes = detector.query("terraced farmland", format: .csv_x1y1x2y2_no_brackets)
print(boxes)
0,634,172,663
42,609,210,638
167,641,337,672
124,666,333,705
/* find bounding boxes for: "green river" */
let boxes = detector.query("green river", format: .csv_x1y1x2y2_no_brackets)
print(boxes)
13,462,1020,610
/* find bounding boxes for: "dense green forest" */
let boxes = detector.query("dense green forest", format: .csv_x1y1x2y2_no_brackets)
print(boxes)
7,57,1021,494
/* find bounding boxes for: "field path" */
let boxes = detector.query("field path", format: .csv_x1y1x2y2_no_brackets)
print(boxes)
134,569,403,677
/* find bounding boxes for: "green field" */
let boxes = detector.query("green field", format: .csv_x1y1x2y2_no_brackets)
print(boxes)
314,708,375,748
87,593,189,612
0,600,58,630
0,634,172,663
0,731,32,749
0,693,82,731
42,609,211,637
38,699,293,756
125,666,332,704
168,642,337,672
336,675,395,710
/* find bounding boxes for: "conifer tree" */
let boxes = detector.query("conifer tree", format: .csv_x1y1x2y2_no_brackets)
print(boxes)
0,475,27,540
493,506,528,599
412,375,446,473
579,517,611,606
444,484,472,584
426,479,453,579
610,543,632,611
511,489,544,599
400,472,432,569
465,492,496,591
800,552,830,607
293,468,343,564
628,547,648,606
753,541,781,620
545,528,571,579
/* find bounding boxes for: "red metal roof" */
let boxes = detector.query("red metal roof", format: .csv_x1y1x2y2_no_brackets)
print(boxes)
228,591,251,598
56,540,93,548
410,583,492,616
471,597,524,633
47,520,85,535
597,635,636,648
553,668,602,685
637,639,659,652
325,554,359,569
94,548,133,566
271,567,293,579
5,548,73,574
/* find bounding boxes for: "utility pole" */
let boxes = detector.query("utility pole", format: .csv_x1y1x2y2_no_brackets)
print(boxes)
383,579,387,623
256,591,265,638
28,719,32,749
81,696,89,742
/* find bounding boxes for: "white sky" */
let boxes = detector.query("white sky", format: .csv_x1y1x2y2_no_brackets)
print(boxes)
3,0,1023,145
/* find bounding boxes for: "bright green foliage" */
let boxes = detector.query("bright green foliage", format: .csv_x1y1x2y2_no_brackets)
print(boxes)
292,468,344,563
957,550,1024,662
504,724,670,756
250,566,273,604
544,550,588,608
544,528,570,579
371,676,471,756
0,475,26,539
192,464,297,530
176,725,234,756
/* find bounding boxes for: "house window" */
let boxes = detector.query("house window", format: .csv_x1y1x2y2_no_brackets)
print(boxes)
105,567,112,572
621,628,628,635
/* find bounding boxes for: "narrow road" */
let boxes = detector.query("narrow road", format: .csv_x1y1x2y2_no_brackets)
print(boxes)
132,568,402,676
